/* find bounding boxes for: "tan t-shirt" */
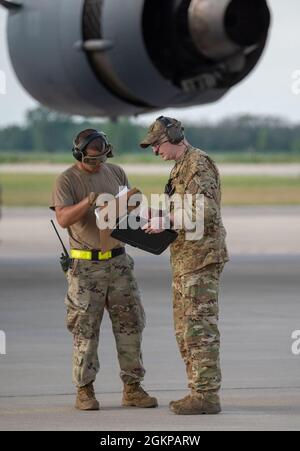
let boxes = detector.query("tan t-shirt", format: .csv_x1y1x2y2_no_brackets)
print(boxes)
50,163,130,250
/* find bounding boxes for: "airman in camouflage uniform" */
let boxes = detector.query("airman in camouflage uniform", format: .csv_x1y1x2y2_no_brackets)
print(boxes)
140,117,229,414
51,128,157,410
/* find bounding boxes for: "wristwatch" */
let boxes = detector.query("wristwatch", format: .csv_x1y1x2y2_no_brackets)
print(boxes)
88,192,98,207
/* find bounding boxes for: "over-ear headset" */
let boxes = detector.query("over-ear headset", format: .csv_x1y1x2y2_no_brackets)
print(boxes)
156,116,184,145
72,131,114,162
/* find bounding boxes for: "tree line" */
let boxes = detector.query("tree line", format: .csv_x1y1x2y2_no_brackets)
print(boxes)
0,107,300,153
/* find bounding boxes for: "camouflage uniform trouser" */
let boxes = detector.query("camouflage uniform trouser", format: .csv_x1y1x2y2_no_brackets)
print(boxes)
65,253,146,388
172,262,224,394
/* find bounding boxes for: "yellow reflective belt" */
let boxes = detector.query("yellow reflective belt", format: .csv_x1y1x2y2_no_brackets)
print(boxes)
71,250,92,260
98,251,112,260
70,250,112,260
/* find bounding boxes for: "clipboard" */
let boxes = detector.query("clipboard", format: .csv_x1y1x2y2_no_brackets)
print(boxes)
111,215,178,255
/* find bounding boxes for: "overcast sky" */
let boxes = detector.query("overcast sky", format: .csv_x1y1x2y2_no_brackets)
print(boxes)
0,0,299,127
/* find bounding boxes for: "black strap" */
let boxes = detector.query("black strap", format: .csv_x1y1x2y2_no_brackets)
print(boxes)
91,247,125,261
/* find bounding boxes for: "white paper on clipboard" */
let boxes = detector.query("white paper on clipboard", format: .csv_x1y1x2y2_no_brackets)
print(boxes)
116,186,129,198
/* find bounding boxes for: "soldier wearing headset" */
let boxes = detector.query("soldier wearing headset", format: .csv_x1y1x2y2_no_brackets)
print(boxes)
140,117,229,415
50,129,157,411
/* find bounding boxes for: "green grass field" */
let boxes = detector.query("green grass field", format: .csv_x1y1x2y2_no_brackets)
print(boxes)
1,151,300,164
1,173,300,206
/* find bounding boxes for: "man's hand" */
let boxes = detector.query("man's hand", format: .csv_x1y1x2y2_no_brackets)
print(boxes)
89,192,99,207
142,216,167,234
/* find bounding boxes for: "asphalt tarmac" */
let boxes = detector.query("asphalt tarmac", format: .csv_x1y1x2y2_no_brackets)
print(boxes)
0,208,299,430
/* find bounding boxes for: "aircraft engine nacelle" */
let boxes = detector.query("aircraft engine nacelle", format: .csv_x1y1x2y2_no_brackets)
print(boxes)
1,0,271,118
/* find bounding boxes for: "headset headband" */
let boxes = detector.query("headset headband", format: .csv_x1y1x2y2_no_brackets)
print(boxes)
156,116,184,144
74,131,107,155
72,130,113,161
157,116,173,129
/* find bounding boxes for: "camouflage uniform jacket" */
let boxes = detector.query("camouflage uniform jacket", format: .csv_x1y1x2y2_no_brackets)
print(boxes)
169,145,229,276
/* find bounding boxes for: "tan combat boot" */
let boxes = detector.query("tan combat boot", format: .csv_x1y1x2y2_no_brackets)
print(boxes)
75,382,100,411
122,383,158,408
169,392,221,415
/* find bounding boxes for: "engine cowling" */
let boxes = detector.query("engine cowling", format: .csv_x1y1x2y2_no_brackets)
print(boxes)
1,0,271,118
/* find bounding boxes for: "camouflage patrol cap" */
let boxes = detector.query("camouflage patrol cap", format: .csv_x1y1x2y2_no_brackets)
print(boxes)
140,117,183,148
